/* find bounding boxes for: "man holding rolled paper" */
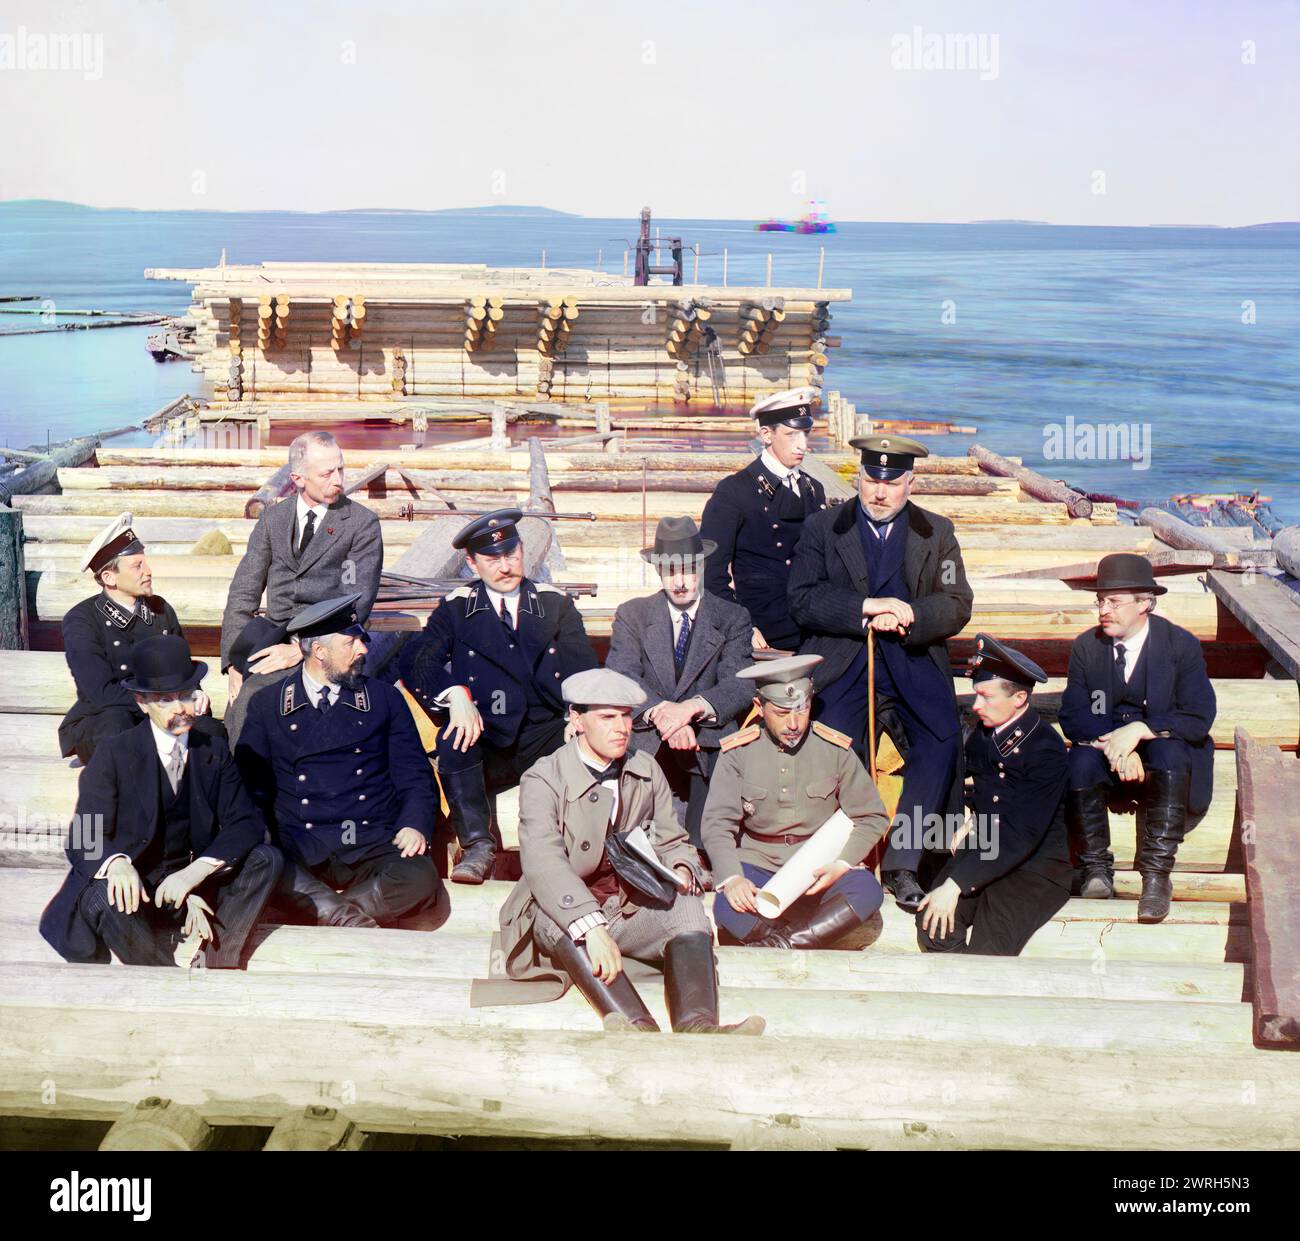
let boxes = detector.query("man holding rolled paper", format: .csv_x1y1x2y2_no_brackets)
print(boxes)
701,655,889,949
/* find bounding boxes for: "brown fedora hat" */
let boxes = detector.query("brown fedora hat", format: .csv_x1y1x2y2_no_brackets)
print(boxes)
640,515,717,563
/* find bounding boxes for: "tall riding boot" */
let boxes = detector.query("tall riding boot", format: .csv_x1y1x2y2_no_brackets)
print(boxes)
1067,786,1114,898
1137,769,1189,923
548,934,660,1032
662,933,765,1035
785,895,864,950
437,764,497,885
276,860,379,929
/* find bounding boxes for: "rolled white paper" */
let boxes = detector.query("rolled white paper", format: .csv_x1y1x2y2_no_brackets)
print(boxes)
753,809,855,918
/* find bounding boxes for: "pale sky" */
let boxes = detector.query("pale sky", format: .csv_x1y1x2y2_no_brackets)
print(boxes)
0,0,1296,224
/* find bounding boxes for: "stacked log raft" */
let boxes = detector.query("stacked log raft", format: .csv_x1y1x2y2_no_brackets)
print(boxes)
144,262,849,405
3,418,1299,1149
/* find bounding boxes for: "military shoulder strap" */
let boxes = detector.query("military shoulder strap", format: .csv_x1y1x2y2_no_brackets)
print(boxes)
720,724,760,752
812,720,852,749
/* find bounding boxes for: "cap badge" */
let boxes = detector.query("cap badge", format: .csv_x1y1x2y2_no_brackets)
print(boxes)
491,529,505,543
879,454,887,465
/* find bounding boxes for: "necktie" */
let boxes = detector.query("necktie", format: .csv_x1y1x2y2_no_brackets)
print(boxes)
591,761,621,785
297,510,317,558
499,596,514,632
674,609,691,672
785,472,800,497
317,687,334,714
1115,644,1127,681
165,744,185,795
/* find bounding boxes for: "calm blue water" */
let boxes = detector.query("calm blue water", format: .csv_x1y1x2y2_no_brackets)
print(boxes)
2,200,1297,522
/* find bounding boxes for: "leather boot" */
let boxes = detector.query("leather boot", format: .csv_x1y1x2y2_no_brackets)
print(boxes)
1137,769,1189,923
785,895,864,950
276,860,379,928
663,933,765,1035
548,935,660,1032
1067,786,1114,898
883,870,925,913
438,764,497,885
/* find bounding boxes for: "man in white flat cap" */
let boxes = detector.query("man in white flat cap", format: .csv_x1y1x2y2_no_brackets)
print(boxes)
490,667,763,1035
699,386,827,653
58,512,218,763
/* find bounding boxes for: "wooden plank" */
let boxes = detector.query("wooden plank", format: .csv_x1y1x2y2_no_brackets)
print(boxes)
1234,727,1300,1046
990,549,1215,581
1208,570,1300,685
1141,509,1276,570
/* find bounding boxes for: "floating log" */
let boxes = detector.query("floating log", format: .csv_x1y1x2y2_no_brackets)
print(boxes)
0,436,100,505
969,443,1093,518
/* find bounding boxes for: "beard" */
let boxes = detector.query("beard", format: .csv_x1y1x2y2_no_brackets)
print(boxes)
331,657,366,692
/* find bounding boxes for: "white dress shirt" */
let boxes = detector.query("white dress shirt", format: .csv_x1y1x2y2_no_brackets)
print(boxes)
760,448,802,496
295,495,328,549
485,584,522,627
300,665,339,709
1112,620,1150,683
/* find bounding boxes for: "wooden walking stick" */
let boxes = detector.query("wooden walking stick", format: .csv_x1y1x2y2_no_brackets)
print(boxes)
867,627,878,784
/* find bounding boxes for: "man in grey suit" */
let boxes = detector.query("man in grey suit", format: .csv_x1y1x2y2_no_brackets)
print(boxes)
606,516,755,853
220,430,383,743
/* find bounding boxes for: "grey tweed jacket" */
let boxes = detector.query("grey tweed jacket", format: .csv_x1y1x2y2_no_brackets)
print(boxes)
220,495,383,669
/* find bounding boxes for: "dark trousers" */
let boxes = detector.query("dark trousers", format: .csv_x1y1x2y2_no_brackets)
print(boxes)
1068,736,1193,790
654,745,714,850
63,708,225,765
815,650,959,874
276,845,444,927
713,860,884,942
436,713,567,783
76,843,282,967
916,867,1070,956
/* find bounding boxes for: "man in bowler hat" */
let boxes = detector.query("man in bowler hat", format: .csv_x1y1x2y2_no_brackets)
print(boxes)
41,635,281,967
1059,554,1216,922
606,516,755,849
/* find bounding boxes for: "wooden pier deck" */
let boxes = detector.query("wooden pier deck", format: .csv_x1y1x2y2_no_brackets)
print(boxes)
1,409,1298,1150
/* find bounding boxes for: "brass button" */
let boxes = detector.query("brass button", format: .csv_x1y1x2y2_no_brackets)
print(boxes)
356,768,363,775
298,774,306,782
301,798,309,805
359,794,366,801
580,841,590,851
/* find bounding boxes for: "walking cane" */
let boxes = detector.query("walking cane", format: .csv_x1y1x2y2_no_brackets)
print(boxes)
867,627,878,784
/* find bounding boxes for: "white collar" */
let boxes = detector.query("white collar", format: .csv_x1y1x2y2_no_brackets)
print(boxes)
760,449,798,481
149,721,189,760
485,583,521,618
1113,620,1150,662
296,494,328,524
576,739,617,777
300,665,337,707
994,703,1030,736
666,595,701,624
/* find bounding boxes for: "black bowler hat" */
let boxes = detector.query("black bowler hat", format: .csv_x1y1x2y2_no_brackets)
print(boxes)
640,515,717,564
122,635,207,695
1085,553,1168,597
453,507,523,556
287,594,370,642
967,632,1046,690
227,616,289,677
850,433,930,481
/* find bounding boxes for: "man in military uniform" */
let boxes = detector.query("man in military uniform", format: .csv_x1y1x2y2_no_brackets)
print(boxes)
41,635,281,968
700,386,827,652
58,512,221,763
915,634,1072,956
789,434,973,914
1059,554,1217,923
399,508,599,885
236,595,443,929
606,515,755,849
701,655,889,949
493,668,763,1035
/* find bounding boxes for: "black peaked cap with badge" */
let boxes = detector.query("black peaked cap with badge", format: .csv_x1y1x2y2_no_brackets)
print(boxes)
967,632,1047,691
453,508,524,556
287,593,370,643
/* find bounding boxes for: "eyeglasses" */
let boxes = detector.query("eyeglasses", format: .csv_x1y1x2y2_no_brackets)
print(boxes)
1096,594,1140,609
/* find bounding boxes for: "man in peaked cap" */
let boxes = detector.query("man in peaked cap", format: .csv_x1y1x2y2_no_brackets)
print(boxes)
58,512,222,763
399,507,599,885
914,634,1073,956
1058,553,1216,922
41,635,281,968
700,655,890,950
605,515,756,849
491,667,762,1035
789,432,973,914
699,386,828,653
236,595,444,929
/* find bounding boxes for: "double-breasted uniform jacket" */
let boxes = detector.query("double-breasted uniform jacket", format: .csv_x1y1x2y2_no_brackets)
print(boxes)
398,578,598,749
1058,614,1217,815
700,457,827,650
700,721,889,882
40,721,266,963
220,495,383,670
941,709,1072,896
234,670,435,868
497,741,708,987
58,591,184,757
606,589,755,761
788,499,973,727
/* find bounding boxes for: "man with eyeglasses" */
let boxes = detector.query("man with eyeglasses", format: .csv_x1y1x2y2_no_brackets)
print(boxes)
41,635,281,968
1059,554,1216,922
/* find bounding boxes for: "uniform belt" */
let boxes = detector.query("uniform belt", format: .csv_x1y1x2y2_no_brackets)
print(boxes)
744,828,805,848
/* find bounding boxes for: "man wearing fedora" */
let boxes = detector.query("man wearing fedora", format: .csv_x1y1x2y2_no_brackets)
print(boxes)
40,635,282,968
488,668,763,1035
219,430,383,745
699,386,827,653
789,434,973,914
399,508,599,885
58,512,222,763
236,596,444,929
916,634,1073,956
1059,553,1216,922
606,516,755,850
